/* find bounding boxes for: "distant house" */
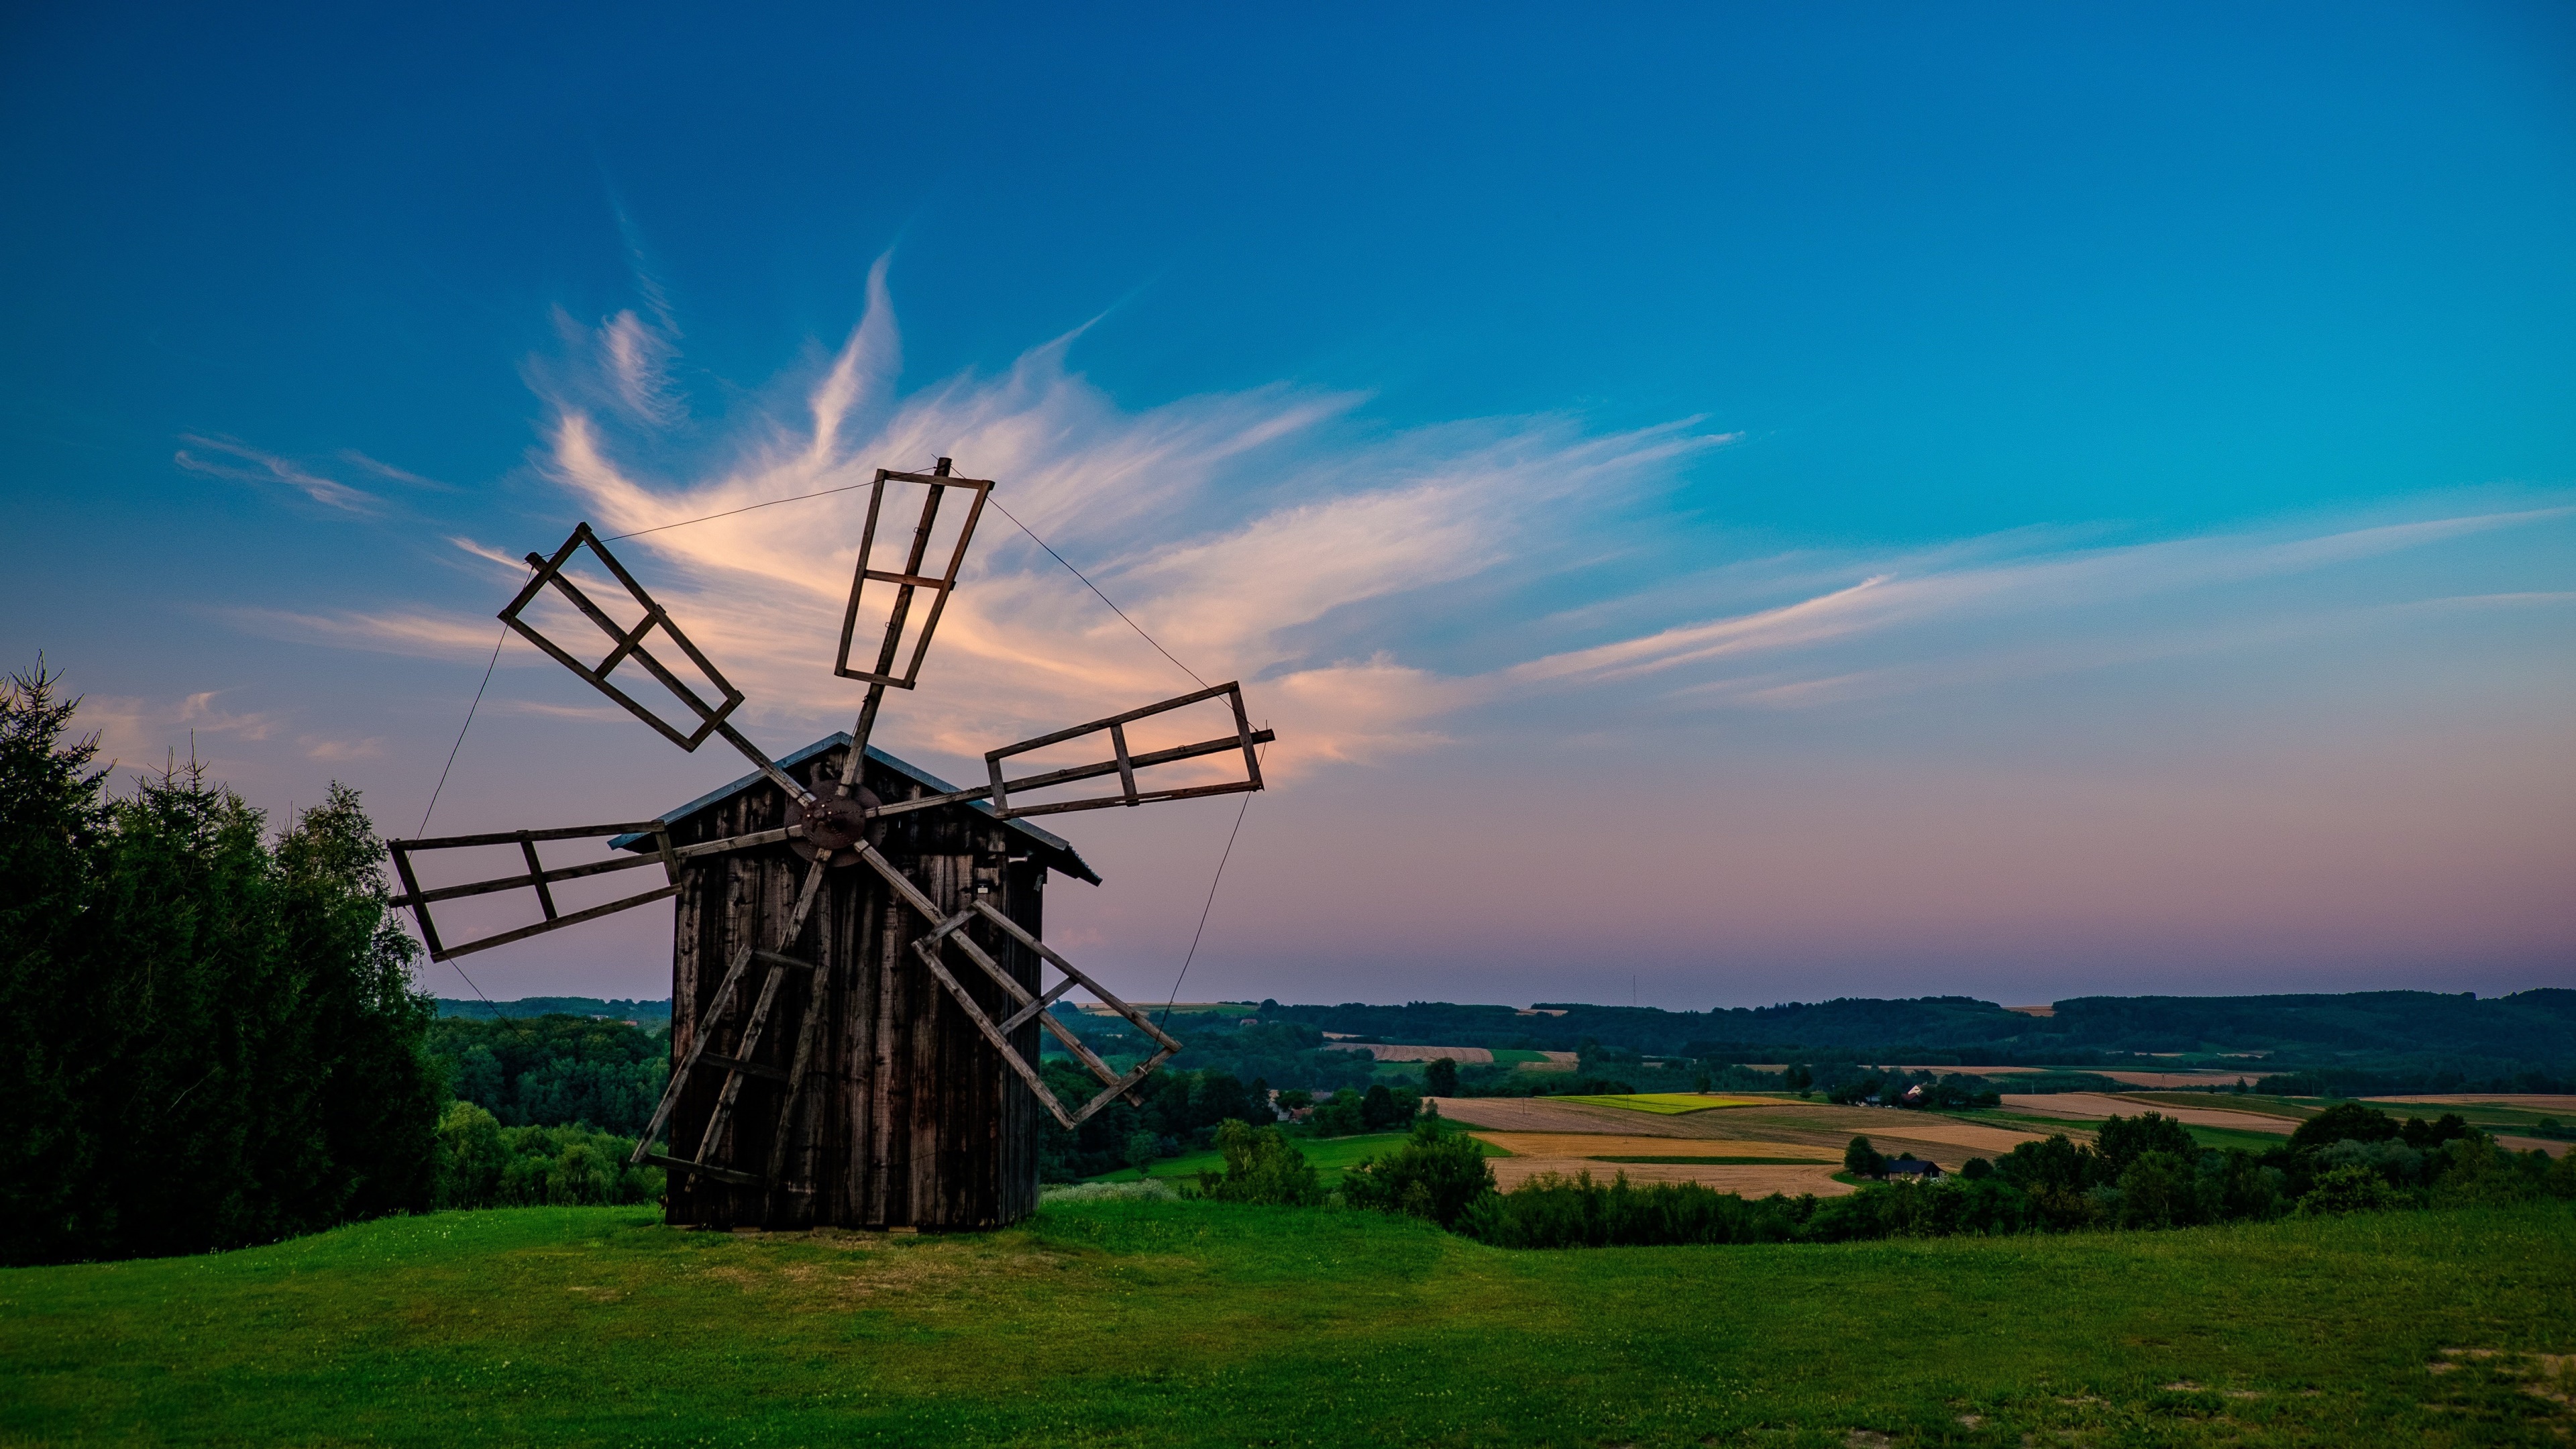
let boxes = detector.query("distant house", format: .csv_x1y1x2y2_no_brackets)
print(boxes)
1884,1157,1942,1180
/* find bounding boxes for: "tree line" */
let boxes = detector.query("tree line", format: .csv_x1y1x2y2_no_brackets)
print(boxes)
1183,1098,2576,1249
0,665,442,1265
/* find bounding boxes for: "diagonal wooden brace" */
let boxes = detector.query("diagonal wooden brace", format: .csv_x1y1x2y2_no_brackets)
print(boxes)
629,857,832,1183
853,840,1176,1127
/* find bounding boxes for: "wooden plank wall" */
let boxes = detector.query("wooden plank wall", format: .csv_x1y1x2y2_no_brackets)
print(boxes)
666,746,1044,1230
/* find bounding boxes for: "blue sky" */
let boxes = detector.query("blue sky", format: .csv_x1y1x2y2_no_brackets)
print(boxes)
4,3,2571,1008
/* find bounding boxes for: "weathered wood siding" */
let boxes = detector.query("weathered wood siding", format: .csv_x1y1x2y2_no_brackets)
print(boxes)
665,745,1044,1230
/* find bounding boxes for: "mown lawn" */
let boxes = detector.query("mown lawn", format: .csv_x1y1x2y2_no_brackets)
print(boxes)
4,1200,2573,1446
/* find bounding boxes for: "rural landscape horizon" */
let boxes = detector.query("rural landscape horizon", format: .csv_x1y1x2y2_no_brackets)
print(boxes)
5,5,2571,1446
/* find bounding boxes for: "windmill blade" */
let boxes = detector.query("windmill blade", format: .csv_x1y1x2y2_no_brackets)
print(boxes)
389,820,678,962
388,818,813,961
500,522,811,804
833,462,991,691
835,682,1275,826
849,839,1180,1130
980,681,1268,821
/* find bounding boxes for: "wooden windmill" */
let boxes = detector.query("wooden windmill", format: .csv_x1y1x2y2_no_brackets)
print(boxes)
387,460,1271,1230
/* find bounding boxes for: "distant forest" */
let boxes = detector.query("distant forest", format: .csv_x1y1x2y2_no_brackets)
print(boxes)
1244,992,2576,1091
444,988,2576,1101
436,997,669,1024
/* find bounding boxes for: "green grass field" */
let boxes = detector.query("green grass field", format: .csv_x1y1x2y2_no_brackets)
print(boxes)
1553,1092,1768,1114
2117,1092,2319,1120
5,1200,2571,1446
1083,1127,1506,1184
2183,1124,2296,1153
2367,1100,2567,1131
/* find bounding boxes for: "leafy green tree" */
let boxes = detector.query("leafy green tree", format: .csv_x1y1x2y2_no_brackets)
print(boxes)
425,1015,668,1134
2112,1151,2202,1228
2425,1136,2563,1208
1341,1118,1495,1226
2094,1112,2196,1178
1843,1135,1885,1179
2297,1163,2404,1215
2288,1102,2400,1153
1784,1065,1813,1095
1195,1120,1323,1205
2199,1148,2288,1222
1994,1134,2102,1229
439,1121,660,1208
1194,1071,1253,1126
1424,1057,1460,1096
1309,1089,1366,1136
1358,1082,1420,1130
2399,1113,2473,1150
433,1102,509,1208
1123,1130,1159,1175
274,784,441,1222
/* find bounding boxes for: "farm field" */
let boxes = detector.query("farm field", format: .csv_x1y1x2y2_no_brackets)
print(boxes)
1992,1093,2573,1159
2368,1094,2576,1114
1467,1132,1845,1192
1464,1132,1839,1161
1500,1159,1851,1193
1552,1093,1770,1114
6,1200,2573,1446
2000,1093,2307,1134
1728,1066,2253,1089
1438,1096,2054,1170
2114,1092,2318,1120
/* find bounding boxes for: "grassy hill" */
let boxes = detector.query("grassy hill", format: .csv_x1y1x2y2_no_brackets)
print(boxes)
6,1199,2573,1446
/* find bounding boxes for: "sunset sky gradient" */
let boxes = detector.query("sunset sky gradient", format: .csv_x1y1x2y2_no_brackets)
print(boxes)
3,3,2570,1008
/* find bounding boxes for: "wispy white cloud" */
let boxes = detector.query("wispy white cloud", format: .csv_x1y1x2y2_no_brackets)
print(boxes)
599,309,683,427
291,272,2573,787
301,735,384,761
337,449,451,490
1497,505,2576,714
76,690,291,773
176,435,380,515
178,690,280,741
231,606,506,659
489,268,1729,775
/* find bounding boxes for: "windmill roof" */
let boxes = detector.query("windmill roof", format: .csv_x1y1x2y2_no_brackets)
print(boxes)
609,733,1101,884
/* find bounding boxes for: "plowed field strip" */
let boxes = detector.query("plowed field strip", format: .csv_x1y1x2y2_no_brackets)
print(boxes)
1469,1132,1837,1161
1488,1158,1855,1195
1432,1097,1707,1136
2367,1094,2576,1112
2001,1094,2298,1132
1437,1097,2058,1157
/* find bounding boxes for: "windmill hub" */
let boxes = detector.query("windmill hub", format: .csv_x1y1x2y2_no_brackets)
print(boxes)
790,785,882,862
